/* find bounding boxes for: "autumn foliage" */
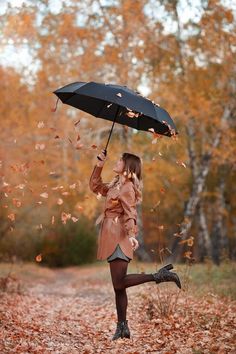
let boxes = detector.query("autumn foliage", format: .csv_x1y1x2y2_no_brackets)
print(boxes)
0,0,235,266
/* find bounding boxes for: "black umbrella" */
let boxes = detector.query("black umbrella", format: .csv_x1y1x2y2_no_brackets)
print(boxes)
52,81,178,160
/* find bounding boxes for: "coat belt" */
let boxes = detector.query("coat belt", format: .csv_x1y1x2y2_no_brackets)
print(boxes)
95,211,123,225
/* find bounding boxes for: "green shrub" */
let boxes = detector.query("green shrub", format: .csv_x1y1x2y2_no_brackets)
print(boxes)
38,216,97,267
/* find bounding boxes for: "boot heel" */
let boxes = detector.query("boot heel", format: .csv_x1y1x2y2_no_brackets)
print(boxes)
152,266,182,289
162,263,173,271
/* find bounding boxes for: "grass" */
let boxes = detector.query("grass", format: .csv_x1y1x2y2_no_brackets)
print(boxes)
127,259,236,300
0,259,235,299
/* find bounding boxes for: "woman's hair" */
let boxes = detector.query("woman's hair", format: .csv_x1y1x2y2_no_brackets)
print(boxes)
107,152,143,204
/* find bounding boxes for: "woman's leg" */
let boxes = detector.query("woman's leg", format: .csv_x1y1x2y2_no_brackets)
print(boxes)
109,258,154,289
109,259,155,321
110,259,128,321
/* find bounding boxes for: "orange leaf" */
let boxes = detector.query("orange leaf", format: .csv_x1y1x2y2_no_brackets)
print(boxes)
7,213,15,221
35,254,42,262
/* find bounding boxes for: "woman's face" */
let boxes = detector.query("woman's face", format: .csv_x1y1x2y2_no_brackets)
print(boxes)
113,156,125,174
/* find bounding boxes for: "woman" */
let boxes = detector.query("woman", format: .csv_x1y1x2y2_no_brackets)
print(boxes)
89,149,181,341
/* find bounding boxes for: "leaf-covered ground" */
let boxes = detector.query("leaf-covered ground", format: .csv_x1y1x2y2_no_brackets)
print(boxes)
0,262,235,353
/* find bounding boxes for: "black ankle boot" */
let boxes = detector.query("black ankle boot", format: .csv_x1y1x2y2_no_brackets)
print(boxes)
152,263,181,289
112,320,130,340
112,321,123,340
122,320,130,339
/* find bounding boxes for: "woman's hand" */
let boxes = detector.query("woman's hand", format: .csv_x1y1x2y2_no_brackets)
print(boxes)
129,237,139,251
96,149,107,167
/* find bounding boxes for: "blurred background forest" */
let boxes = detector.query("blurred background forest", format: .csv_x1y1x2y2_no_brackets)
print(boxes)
0,0,235,267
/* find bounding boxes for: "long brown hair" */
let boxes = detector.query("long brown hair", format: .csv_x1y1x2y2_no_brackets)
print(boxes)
107,152,143,204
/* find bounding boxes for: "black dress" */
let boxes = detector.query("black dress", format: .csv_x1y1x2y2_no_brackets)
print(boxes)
107,244,131,262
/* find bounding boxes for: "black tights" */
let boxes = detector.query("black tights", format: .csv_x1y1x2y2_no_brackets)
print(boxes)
109,259,154,322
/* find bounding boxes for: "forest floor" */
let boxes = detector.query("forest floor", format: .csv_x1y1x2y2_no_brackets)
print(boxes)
0,260,235,353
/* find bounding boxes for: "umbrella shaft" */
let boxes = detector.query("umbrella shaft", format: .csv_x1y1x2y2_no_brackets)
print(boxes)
105,105,120,151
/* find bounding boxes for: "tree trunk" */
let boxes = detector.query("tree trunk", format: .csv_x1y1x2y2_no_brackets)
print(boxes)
168,106,232,263
197,201,212,261
211,166,228,265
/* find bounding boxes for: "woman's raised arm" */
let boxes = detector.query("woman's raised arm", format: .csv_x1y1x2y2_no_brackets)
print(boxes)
89,164,109,197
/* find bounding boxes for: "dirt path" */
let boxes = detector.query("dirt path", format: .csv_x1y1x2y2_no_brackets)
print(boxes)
0,263,235,353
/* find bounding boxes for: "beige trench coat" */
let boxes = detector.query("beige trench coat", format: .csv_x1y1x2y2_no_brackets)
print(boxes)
89,164,138,261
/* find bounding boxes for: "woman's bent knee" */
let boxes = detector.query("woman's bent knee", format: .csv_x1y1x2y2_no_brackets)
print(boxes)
113,283,125,291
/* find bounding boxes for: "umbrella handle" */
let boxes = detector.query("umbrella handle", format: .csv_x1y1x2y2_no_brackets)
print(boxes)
97,149,107,161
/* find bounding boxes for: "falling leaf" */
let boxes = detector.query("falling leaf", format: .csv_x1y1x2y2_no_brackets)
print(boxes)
49,171,56,175
12,199,22,207
76,205,83,211
7,213,15,221
52,186,64,191
96,192,102,200
126,111,135,117
37,121,45,128
36,224,43,230
57,198,63,205
173,232,182,237
15,183,25,189
71,217,79,222
35,143,45,150
179,236,194,246
40,192,48,199
75,143,84,150
184,251,192,259
61,212,71,224
158,152,163,156
148,128,155,133
61,192,69,196
74,119,80,126
176,160,187,168
187,237,194,246
35,254,42,262
51,216,55,225
69,183,76,189
160,187,166,194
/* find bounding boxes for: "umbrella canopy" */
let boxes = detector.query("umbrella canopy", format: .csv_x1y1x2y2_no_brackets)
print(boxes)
53,81,178,157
